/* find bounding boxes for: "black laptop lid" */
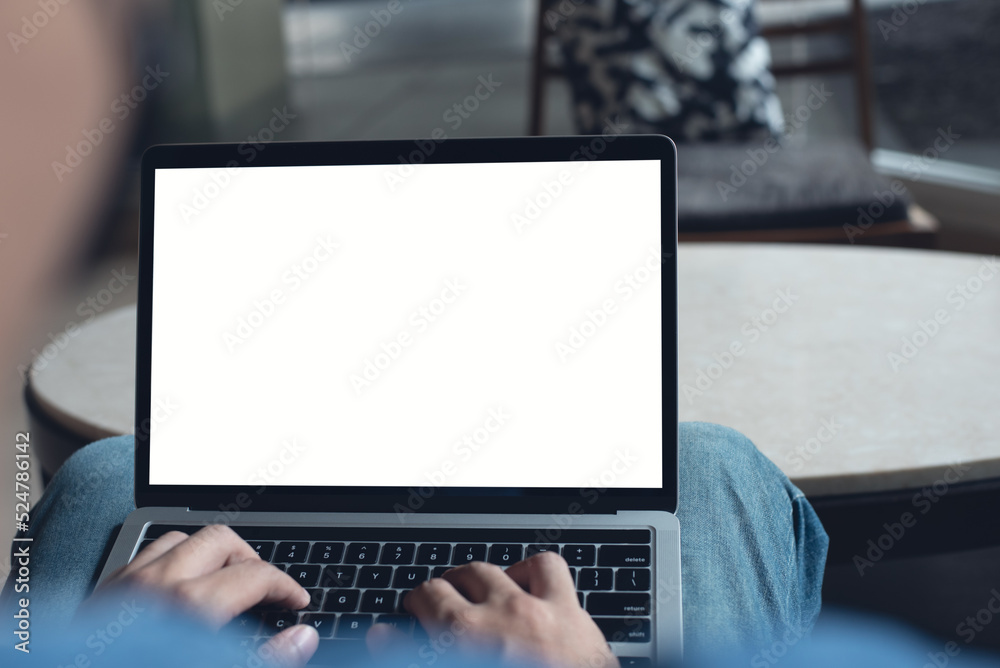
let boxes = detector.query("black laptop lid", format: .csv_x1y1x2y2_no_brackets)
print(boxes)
134,136,679,514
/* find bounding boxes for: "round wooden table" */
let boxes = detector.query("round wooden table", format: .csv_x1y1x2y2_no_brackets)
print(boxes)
26,306,136,478
26,245,1000,558
677,243,1000,497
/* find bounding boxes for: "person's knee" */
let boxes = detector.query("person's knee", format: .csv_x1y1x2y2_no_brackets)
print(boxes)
680,421,773,480
50,435,134,497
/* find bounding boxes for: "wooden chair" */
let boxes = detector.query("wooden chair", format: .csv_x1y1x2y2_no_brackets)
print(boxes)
527,0,938,247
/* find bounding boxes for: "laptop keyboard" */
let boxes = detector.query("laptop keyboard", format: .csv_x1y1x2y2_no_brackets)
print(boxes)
139,525,654,666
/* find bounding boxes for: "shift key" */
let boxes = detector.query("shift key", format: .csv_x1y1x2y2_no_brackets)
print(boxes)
598,545,650,567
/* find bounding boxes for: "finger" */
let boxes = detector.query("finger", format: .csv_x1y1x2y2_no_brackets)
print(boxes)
174,559,310,627
261,624,318,667
366,623,413,657
404,578,475,633
143,524,259,580
504,551,577,604
96,531,191,590
126,531,190,570
441,561,521,603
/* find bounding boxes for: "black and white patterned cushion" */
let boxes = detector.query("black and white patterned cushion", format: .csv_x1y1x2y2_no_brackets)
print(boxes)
551,0,784,141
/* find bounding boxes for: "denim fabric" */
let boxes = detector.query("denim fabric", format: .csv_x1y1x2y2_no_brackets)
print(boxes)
677,422,828,652
3,422,828,654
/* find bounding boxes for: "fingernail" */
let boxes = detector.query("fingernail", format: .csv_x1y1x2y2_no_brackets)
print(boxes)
285,624,317,654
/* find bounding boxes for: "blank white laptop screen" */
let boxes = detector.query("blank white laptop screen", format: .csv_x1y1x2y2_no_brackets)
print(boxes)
148,160,663,489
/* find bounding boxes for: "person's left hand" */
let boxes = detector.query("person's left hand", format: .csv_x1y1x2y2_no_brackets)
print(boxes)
89,525,318,666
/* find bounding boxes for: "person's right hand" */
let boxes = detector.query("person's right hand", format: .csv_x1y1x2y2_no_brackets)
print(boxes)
89,524,318,666
370,551,619,668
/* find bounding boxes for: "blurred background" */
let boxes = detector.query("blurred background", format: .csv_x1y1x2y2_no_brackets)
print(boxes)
2,0,999,655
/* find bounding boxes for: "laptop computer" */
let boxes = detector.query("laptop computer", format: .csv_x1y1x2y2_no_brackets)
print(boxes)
97,135,681,665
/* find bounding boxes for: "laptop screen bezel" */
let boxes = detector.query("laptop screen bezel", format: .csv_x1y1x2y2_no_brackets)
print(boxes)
135,136,679,514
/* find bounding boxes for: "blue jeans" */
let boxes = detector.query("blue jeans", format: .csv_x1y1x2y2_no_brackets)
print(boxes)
3,422,828,653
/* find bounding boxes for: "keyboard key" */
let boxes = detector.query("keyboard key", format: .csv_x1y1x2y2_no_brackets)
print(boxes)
431,566,451,579
323,589,360,612
309,542,345,564
312,638,364,665
247,541,275,561
345,542,380,564
563,545,596,566
452,544,487,565
525,544,558,558
594,618,652,643
336,614,373,639
488,544,523,566
380,543,415,564
586,593,651,616
301,613,337,638
393,566,429,589
577,592,584,607
357,566,392,588
598,545,650,567
274,541,309,563
262,611,298,635
579,568,613,591
305,588,324,612
416,544,450,565
286,564,320,587
615,568,651,591
321,565,357,588
272,564,286,573
360,590,396,613
376,614,414,633
224,612,261,636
